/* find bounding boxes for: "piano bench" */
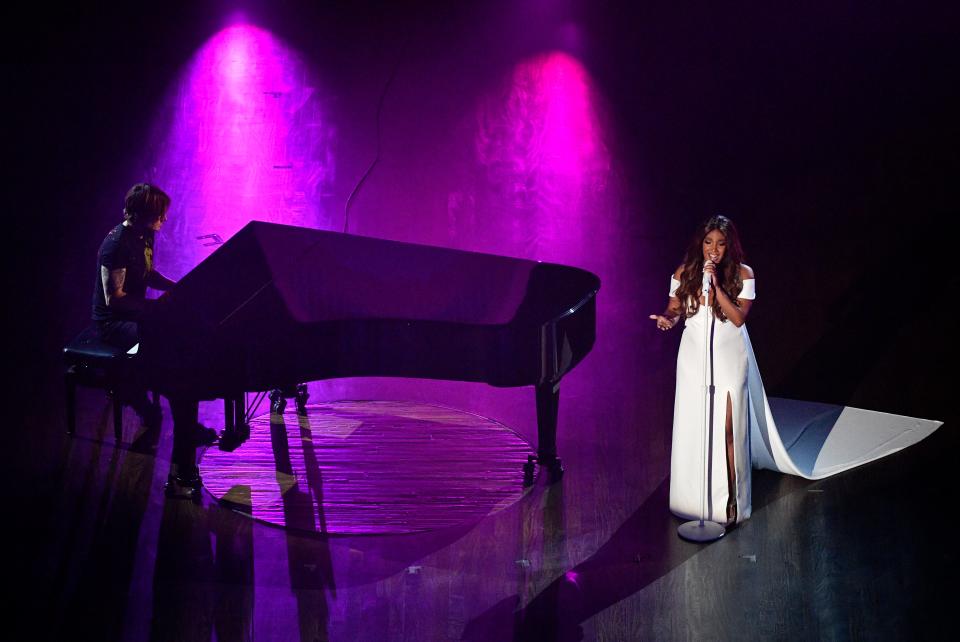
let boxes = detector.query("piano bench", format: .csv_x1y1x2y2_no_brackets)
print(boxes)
63,326,135,443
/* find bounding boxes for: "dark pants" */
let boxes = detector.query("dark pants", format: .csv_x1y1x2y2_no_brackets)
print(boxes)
98,320,201,477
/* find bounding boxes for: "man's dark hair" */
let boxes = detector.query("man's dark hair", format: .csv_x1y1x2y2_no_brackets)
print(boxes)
123,183,171,224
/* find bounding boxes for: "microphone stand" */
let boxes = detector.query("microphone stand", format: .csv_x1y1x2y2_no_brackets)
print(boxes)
678,271,726,542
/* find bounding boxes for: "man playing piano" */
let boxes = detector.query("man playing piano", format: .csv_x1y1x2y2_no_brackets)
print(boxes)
93,182,215,492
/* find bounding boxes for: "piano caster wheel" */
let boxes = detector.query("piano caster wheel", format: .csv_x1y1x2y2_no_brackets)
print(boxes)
295,384,309,415
523,455,537,486
270,389,287,415
218,424,250,452
546,458,564,484
521,455,563,485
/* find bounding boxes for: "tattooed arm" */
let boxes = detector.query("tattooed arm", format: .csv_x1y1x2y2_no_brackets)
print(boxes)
102,266,127,306
101,266,149,316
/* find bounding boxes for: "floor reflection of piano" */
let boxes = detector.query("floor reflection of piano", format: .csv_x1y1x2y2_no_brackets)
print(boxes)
140,222,600,482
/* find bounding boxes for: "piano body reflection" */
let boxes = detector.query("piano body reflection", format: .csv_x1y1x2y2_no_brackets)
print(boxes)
141,222,600,482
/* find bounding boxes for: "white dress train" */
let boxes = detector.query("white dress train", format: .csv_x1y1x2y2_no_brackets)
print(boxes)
667,274,943,524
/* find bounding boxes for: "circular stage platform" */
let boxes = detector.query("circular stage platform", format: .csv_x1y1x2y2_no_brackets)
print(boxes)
199,401,535,534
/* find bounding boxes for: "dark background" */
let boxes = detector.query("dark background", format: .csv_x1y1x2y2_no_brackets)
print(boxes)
6,1,954,419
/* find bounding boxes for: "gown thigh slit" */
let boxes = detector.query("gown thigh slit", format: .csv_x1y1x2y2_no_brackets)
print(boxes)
669,302,753,524
725,393,737,524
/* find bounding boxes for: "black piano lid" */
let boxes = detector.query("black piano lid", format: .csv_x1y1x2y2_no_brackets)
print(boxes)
159,220,601,331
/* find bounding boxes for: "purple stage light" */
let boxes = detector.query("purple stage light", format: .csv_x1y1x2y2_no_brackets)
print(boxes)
475,51,612,264
138,33,622,443
144,23,335,281
307,50,621,423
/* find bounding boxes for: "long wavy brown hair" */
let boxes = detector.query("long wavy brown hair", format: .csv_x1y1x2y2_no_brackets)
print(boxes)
674,215,745,322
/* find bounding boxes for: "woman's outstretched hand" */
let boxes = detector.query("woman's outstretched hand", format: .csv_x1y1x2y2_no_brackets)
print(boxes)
650,314,678,331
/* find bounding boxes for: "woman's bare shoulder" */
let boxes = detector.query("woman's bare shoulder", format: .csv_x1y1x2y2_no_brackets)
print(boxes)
740,263,755,279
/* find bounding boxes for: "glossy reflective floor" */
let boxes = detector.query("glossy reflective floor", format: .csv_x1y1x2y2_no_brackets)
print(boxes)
199,401,534,534
14,364,956,641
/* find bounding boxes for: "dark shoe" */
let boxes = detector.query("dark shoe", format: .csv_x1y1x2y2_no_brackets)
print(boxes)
218,426,248,452
164,471,202,501
191,424,218,446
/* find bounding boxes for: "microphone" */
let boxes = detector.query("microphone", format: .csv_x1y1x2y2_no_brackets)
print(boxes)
702,260,712,297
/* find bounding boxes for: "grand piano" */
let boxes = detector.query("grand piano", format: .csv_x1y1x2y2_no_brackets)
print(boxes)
140,221,600,482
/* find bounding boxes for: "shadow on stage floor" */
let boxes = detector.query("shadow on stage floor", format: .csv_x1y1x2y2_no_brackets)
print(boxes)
9,365,956,641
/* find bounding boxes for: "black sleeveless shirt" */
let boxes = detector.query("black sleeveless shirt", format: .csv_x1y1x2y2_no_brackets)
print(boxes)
92,223,154,321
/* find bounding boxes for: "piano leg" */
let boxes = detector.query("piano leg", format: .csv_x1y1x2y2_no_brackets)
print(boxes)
219,395,250,452
165,398,203,502
530,382,564,485
269,384,309,415
269,388,287,414
295,383,309,415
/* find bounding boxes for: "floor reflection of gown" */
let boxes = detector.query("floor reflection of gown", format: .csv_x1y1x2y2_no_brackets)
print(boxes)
668,274,944,525
669,277,756,525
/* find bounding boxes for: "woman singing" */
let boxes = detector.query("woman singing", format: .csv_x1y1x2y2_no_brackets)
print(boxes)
650,215,756,525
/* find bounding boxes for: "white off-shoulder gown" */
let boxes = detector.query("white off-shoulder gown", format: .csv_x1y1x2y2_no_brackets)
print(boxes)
667,274,943,525
669,277,756,524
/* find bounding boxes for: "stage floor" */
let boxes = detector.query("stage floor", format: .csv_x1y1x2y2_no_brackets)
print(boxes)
199,401,534,534
12,377,957,641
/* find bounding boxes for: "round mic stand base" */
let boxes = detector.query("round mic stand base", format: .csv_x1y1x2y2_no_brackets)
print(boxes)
678,519,725,543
